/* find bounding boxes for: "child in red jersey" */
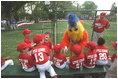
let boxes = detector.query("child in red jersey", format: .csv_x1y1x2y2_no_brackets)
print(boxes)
17,42,36,72
43,32,53,50
83,41,97,68
32,34,57,78
43,32,54,60
22,29,36,55
22,29,32,45
1,57,14,71
108,42,117,66
52,42,67,69
96,37,109,65
22,29,36,48
67,45,84,69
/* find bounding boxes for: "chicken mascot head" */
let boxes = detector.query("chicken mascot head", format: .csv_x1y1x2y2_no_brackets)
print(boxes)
67,14,79,31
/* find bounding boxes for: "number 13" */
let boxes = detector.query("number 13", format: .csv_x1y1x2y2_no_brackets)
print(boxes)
34,52,44,62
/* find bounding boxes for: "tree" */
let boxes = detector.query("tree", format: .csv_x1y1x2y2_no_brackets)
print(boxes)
1,1,80,21
81,1,97,20
109,2,117,21
110,2,117,15
32,1,50,22
31,1,76,21
49,1,76,19
1,1,29,20
81,1,97,10
16,2,36,21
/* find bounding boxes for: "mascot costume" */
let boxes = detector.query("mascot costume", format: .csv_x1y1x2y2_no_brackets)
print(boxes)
62,14,88,56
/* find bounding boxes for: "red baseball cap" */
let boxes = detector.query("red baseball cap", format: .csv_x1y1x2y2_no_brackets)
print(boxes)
1,57,6,64
58,41,65,48
85,41,96,50
71,45,82,55
54,43,63,54
22,29,32,35
100,12,106,17
111,42,117,49
33,34,46,44
17,42,30,52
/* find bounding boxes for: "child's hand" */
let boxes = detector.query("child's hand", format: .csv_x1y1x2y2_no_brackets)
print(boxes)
63,46,68,54
108,56,111,60
32,43,36,47
49,56,53,61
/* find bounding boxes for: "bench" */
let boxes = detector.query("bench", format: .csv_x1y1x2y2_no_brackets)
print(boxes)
1,65,109,78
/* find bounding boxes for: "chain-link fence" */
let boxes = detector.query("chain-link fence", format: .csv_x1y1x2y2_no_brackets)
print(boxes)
54,10,117,56
1,21,54,64
1,10,117,64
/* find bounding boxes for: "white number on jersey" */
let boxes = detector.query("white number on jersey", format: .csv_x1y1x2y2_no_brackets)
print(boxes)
73,60,83,68
53,57,62,66
89,58,97,65
19,59,28,69
99,53,107,60
34,52,44,62
76,62,83,68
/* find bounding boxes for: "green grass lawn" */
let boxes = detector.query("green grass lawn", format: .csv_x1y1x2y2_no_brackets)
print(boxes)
1,21,117,64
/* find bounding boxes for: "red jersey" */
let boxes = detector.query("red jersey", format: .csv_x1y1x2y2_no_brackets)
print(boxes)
1,57,6,65
84,51,97,67
52,54,67,66
93,19,110,33
69,53,84,69
111,53,117,62
96,45,109,60
32,45,51,65
43,41,53,49
18,53,35,70
24,38,32,45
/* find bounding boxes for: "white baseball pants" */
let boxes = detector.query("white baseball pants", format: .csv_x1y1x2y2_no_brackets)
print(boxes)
92,31,103,43
1,59,14,71
36,60,57,78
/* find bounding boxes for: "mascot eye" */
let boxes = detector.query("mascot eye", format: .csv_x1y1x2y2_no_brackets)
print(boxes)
69,28,72,32
69,26,72,32
74,25,78,31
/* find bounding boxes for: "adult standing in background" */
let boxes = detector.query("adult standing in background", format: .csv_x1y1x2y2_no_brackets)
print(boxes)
92,12,110,43
10,18,17,30
1,19,7,30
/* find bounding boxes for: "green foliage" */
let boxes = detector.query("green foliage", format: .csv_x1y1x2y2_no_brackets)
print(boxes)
17,6,26,19
1,1,28,19
32,2,49,20
110,2,117,15
2,1,98,20
81,1,97,10
32,1,76,20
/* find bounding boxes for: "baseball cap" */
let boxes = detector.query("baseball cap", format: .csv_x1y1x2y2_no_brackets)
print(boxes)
111,42,117,49
85,41,96,50
22,29,32,35
71,45,82,55
100,12,106,17
33,34,46,44
17,42,30,52
1,57,6,64
53,43,63,54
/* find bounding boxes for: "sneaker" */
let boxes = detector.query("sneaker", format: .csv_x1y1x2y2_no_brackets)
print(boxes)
53,75,57,78
10,60,14,65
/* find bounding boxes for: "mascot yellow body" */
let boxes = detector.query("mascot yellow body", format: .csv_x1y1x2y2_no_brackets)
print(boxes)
68,21,84,42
